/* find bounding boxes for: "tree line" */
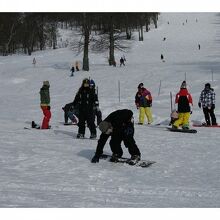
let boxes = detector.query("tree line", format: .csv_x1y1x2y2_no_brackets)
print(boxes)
0,12,159,70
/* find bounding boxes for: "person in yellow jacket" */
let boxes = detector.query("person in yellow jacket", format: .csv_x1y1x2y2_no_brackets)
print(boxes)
135,83,153,125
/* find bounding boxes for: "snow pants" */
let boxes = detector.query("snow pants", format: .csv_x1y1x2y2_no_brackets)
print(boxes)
78,110,96,136
41,106,51,129
109,123,141,158
173,112,190,128
139,107,153,124
203,107,216,125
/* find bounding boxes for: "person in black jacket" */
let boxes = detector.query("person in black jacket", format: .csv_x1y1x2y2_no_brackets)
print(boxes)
89,79,102,126
91,109,141,163
73,78,97,139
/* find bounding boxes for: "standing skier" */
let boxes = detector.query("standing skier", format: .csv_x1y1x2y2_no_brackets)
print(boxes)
73,78,97,139
40,81,51,129
198,83,217,126
70,65,75,77
172,81,193,129
91,109,141,163
75,61,80,71
135,83,153,125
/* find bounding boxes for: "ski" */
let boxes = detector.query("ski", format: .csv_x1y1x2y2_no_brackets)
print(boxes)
99,154,156,168
167,127,197,133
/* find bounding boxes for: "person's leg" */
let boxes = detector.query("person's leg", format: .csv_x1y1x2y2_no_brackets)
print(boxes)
209,108,217,125
123,123,141,157
78,113,86,135
203,108,211,125
182,112,190,129
87,112,97,137
173,113,184,128
41,106,51,129
109,132,123,157
145,107,153,124
139,107,145,124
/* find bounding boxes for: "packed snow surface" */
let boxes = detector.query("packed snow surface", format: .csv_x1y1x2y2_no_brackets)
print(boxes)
0,13,220,208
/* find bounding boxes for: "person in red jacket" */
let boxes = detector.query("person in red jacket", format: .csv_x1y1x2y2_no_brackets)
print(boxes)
173,81,193,129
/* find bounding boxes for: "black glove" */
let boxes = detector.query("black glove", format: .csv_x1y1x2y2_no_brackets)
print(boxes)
212,104,215,109
91,154,100,163
198,102,201,108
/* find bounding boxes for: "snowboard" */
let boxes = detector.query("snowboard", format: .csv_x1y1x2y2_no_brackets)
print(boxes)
193,124,220,128
24,121,41,129
99,154,156,168
61,122,78,126
167,127,197,133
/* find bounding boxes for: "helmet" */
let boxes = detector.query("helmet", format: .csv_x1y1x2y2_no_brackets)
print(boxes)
90,79,95,87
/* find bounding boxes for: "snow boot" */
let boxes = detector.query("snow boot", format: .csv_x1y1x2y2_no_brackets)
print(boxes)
76,133,84,139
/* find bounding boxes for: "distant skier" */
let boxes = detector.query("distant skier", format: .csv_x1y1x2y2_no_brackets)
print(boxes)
161,54,164,61
39,81,51,129
32,57,36,67
91,109,141,164
172,81,193,130
75,61,80,71
198,83,217,126
73,78,97,139
198,44,201,50
70,65,75,77
120,57,125,67
135,83,153,125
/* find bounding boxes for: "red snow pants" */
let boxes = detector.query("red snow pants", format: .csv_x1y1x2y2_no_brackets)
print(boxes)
41,106,51,129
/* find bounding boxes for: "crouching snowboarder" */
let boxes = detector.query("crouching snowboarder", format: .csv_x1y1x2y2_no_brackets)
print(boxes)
91,109,141,164
62,102,79,125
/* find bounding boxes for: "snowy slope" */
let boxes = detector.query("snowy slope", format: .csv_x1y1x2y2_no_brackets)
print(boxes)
1,13,220,208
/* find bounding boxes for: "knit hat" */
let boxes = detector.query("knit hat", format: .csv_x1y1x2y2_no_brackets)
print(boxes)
43,81,50,86
205,83,211,89
138,83,144,89
82,78,90,87
180,81,186,89
99,121,112,133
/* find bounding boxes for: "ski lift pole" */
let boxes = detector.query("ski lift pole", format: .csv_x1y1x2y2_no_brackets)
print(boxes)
158,80,162,96
118,80,120,103
211,69,214,82
170,91,173,112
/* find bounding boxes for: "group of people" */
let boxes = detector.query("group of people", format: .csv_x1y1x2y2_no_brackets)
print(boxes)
171,81,217,129
36,78,217,165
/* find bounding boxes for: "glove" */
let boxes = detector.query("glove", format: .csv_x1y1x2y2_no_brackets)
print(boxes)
91,154,100,163
198,102,201,108
212,104,215,109
190,111,192,115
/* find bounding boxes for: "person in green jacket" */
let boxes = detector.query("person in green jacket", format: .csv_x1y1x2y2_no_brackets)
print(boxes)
40,81,51,129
